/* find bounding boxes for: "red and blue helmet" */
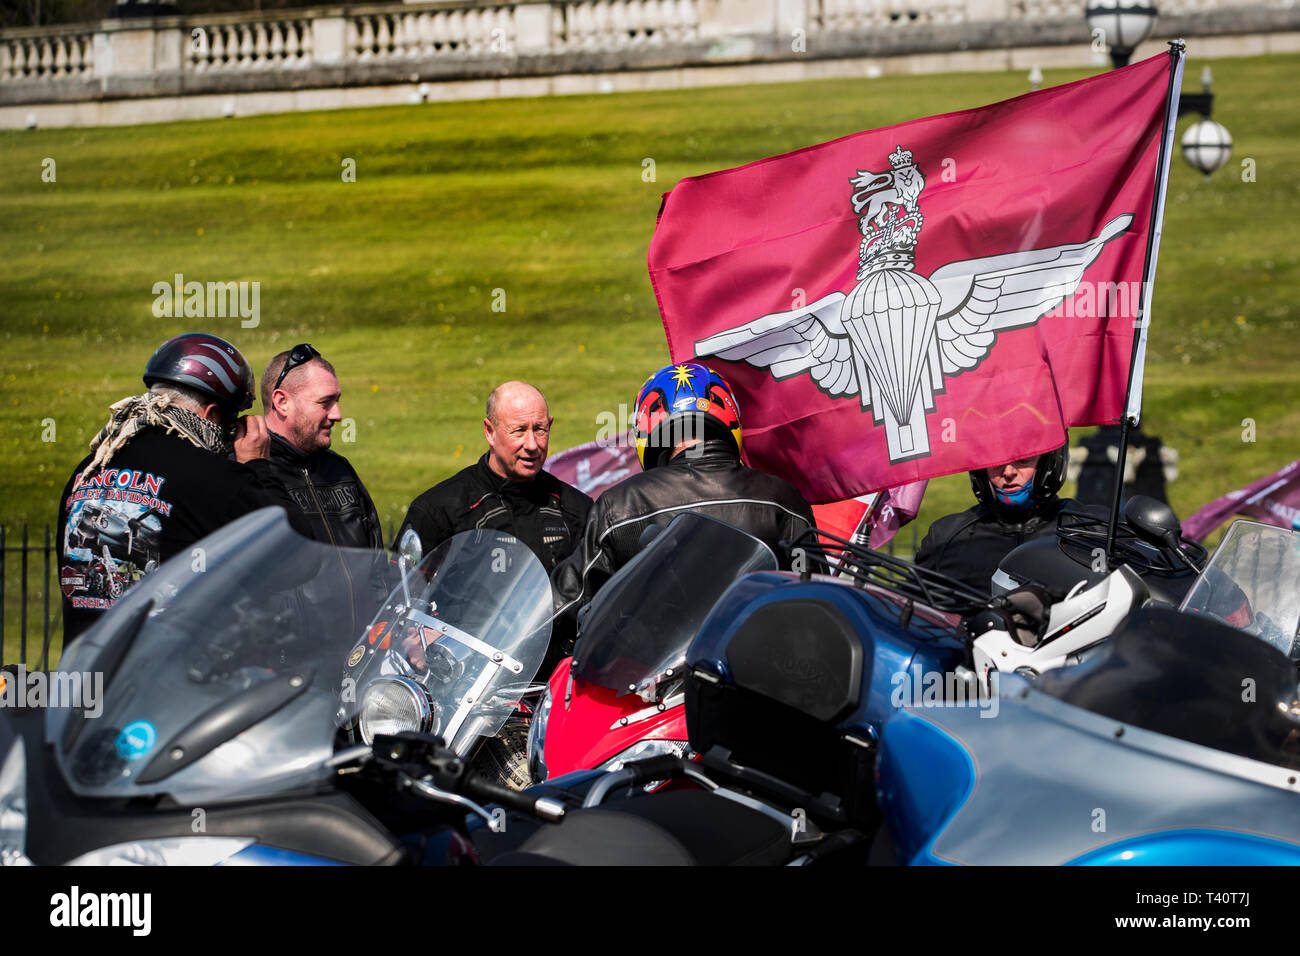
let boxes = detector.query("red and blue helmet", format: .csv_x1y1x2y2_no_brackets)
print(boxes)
634,363,742,470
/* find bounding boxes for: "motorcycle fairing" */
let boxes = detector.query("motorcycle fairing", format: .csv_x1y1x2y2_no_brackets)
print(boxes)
540,660,688,778
882,685,1300,865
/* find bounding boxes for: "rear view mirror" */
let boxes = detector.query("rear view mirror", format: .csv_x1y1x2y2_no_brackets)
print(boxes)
1123,495,1183,549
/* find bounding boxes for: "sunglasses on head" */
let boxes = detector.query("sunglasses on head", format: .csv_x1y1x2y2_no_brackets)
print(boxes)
273,343,321,393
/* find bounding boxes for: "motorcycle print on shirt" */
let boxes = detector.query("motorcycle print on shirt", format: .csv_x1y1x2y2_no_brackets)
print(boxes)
61,468,169,611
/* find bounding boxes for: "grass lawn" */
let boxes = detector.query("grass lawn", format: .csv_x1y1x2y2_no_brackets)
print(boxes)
2,50,1297,664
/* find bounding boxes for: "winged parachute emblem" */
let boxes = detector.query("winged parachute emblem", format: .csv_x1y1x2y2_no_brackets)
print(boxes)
694,145,1133,463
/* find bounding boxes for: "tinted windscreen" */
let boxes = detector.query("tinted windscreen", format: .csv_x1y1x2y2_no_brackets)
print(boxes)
1037,605,1300,770
573,513,777,697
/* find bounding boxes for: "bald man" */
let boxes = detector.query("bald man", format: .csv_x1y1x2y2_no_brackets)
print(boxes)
397,382,591,572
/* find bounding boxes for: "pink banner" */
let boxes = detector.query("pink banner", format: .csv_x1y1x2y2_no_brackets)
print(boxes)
1183,460,1300,541
649,54,1175,503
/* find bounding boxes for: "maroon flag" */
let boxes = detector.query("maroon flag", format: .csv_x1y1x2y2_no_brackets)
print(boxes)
649,52,1182,503
1183,461,1300,542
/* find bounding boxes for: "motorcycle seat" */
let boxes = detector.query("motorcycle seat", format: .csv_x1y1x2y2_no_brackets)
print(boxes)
490,789,791,866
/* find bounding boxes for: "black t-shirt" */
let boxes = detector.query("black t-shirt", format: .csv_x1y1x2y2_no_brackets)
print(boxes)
56,428,311,644
398,454,591,573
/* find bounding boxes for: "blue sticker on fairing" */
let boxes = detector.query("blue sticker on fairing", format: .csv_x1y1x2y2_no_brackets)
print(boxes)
115,720,157,761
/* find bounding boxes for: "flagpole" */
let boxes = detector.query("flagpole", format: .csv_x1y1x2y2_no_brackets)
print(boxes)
1106,40,1186,563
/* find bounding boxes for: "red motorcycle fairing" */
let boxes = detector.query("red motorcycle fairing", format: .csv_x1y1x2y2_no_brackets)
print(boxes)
541,658,688,779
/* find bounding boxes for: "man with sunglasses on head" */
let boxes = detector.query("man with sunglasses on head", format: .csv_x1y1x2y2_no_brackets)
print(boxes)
260,343,384,550
57,332,313,645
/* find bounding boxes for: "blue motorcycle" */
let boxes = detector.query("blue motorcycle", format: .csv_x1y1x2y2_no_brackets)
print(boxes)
480,505,1300,865
880,518,1300,865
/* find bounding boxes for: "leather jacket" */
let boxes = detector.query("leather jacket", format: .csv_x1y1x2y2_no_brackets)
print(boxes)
398,453,592,574
914,498,1068,594
552,440,815,626
264,432,384,549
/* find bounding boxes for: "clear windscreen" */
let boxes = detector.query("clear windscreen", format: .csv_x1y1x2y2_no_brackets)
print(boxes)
340,529,553,754
49,508,397,804
572,513,777,699
1180,520,1300,660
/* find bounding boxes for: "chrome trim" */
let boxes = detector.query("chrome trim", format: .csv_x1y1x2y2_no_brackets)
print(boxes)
406,775,500,831
609,693,685,730
708,785,823,845
441,662,498,752
406,607,523,675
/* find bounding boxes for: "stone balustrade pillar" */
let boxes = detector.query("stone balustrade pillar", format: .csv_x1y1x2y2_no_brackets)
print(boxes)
514,3,552,53
698,0,780,40
92,19,183,76
312,11,348,65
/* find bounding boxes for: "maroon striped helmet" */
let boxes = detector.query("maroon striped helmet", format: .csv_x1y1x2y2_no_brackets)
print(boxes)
143,333,255,413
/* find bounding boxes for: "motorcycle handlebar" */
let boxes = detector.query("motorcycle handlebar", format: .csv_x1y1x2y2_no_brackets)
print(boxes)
462,774,565,823
371,732,565,823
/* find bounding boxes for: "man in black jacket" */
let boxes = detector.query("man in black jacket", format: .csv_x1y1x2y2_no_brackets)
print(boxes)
914,445,1071,593
260,344,384,550
57,333,313,645
398,381,591,573
551,363,815,629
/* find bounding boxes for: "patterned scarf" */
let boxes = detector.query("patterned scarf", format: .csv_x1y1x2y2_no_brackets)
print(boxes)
78,392,230,484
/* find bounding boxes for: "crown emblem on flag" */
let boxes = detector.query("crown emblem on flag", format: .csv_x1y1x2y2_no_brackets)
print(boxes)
849,145,927,277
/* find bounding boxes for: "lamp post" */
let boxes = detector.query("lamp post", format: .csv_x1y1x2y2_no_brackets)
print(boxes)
1177,66,1231,179
1181,119,1233,180
1083,8,1231,181
1084,0,1159,69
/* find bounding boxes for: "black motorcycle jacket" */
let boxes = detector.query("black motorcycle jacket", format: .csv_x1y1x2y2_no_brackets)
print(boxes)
263,431,384,550
914,497,1069,594
551,440,816,626
398,453,592,574
57,427,313,644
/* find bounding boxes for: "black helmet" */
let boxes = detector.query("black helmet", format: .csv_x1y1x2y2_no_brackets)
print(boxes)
969,442,1068,514
143,333,255,413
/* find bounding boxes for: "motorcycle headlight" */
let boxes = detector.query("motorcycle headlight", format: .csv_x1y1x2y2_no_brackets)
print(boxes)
0,736,31,867
358,677,436,745
526,687,553,783
598,739,690,790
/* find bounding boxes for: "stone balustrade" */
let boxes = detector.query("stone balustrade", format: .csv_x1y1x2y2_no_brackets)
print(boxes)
1,26,95,82
1,0,1296,108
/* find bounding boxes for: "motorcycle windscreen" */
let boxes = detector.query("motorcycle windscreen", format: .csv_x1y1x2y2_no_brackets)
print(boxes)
341,529,552,755
48,508,398,804
572,512,777,699
1180,520,1300,659
1036,605,1300,770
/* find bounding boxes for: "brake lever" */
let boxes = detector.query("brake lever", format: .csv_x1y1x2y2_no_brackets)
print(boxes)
403,773,504,831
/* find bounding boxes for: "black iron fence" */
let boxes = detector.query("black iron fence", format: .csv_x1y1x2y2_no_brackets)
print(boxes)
1,524,62,672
